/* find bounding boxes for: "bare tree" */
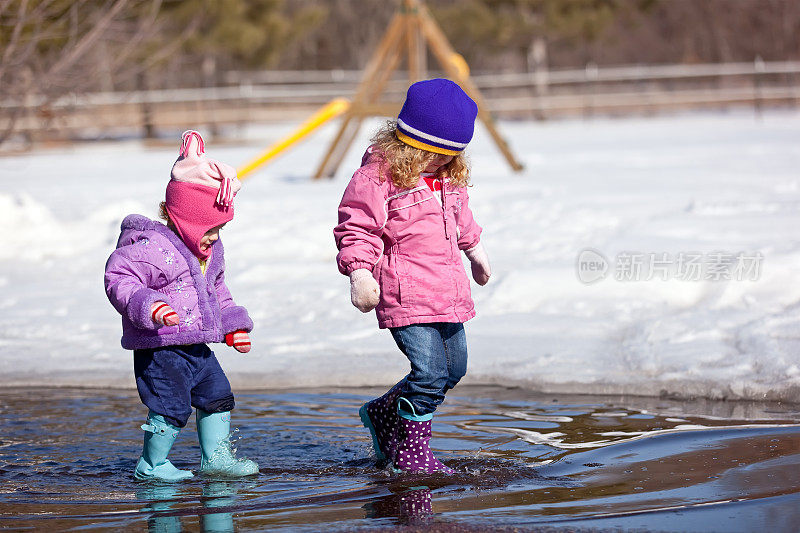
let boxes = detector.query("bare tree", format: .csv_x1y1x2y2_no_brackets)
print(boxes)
0,0,200,144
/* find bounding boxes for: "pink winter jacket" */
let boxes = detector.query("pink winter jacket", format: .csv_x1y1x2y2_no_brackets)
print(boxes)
334,146,483,329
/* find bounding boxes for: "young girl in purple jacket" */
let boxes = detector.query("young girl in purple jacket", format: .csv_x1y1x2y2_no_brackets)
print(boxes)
105,131,258,481
334,79,492,473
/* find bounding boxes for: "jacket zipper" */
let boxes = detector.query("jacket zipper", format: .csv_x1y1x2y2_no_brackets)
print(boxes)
439,181,458,305
441,183,450,240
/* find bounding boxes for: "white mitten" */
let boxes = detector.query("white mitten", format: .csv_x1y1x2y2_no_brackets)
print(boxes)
349,269,380,313
464,242,491,285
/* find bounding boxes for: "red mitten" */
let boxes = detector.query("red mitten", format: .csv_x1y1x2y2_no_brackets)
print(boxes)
151,301,179,326
225,330,251,353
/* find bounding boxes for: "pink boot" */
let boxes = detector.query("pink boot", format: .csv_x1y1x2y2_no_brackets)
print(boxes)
359,380,406,465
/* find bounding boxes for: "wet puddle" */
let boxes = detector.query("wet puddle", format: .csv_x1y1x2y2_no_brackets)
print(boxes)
1,386,799,531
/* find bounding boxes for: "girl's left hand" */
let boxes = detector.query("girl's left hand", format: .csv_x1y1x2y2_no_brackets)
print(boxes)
225,330,251,353
464,242,491,285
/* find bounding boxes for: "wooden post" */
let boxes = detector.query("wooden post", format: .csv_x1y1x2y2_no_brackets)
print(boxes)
416,1,524,172
404,0,426,84
753,55,764,120
528,36,548,121
321,33,408,178
137,71,155,140
314,13,406,179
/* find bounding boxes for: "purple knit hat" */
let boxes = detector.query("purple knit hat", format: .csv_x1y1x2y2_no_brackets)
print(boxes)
396,78,478,156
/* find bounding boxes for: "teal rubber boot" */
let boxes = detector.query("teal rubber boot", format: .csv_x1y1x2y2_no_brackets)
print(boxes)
197,410,259,477
137,485,182,533
134,411,194,481
202,481,235,532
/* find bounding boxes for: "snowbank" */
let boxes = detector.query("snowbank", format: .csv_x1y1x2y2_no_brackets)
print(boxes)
2,111,799,402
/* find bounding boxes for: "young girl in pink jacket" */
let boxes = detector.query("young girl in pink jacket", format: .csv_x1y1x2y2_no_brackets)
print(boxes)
334,79,491,473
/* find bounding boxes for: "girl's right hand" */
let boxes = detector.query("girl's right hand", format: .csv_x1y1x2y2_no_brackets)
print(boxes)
151,301,180,326
349,269,380,313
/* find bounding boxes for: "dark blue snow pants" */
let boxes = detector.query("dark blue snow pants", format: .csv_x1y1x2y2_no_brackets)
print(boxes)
133,344,235,428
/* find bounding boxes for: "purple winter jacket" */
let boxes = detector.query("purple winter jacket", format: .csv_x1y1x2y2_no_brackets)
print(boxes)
104,214,253,350
334,147,483,329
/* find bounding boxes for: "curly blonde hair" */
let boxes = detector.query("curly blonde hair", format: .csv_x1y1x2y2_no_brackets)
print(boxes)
371,121,470,189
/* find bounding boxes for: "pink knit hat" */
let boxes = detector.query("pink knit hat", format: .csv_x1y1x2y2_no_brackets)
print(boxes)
165,130,241,259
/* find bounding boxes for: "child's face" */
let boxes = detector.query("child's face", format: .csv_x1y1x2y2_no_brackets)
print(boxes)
424,153,454,172
199,224,225,254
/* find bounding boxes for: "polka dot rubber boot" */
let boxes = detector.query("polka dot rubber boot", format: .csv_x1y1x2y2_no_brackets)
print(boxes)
399,487,433,520
359,380,406,465
394,417,453,474
361,486,432,521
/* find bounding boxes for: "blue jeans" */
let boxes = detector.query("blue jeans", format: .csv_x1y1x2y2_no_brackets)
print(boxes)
389,323,468,417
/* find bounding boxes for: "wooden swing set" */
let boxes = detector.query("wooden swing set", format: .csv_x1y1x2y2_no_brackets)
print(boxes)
238,0,523,180
313,0,523,179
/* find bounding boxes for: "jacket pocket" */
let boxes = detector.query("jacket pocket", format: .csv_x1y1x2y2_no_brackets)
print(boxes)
378,253,402,308
395,254,445,315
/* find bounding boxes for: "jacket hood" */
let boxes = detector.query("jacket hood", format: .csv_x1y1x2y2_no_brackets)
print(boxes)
116,214,168,249
360,145,386,168
121,214,161,232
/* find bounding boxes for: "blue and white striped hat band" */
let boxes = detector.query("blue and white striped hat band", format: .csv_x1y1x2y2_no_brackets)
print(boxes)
396,78,478,156
396,119,469,156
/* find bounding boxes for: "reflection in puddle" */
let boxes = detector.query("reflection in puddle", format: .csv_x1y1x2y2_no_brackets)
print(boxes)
0,386,798,531
364,486,433,525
